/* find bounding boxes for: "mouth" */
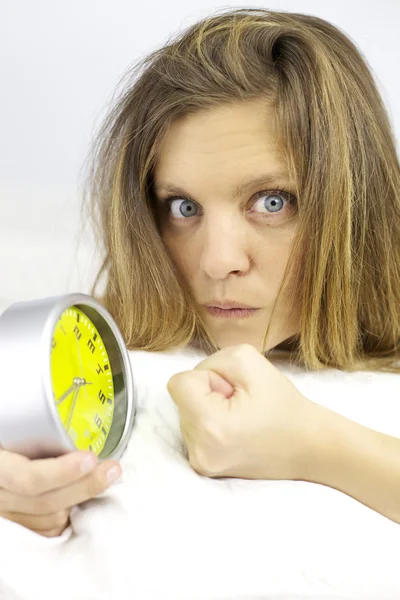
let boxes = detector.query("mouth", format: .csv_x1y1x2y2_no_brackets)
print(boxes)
204,301,258,310
205,306,259,318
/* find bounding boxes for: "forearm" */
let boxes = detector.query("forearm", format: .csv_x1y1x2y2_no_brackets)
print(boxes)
301,401,400,524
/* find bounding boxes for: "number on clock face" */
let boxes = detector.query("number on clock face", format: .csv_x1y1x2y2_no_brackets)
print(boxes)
50,306,114,455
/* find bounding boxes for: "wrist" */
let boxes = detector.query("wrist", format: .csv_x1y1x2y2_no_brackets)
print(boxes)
295,397,336,483
298,398,365,489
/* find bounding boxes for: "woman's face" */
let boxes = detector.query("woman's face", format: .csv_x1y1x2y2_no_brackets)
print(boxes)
153,99,301,352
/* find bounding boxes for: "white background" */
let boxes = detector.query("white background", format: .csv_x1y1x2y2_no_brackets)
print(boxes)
1,0,399,315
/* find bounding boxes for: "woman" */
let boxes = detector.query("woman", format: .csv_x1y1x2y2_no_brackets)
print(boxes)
85,5,400,519
0,7,399,538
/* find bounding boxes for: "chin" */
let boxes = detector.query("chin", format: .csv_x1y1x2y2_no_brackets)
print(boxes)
212,334,298,354
212,338,265,353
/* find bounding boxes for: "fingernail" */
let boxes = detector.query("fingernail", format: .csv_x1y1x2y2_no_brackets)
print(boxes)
107,465,121,484
81,455,97,474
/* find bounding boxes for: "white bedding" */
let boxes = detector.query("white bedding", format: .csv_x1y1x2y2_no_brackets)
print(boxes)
1,345,400,600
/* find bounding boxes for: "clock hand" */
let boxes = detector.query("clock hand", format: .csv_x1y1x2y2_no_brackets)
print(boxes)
55,375,91,406
55,381,78,406
64,377,93,433
65,384,80,432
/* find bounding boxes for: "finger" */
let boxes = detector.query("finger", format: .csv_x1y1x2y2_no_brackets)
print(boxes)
0,460,121,515
168,369,213,412
207,370,235,398
1,508,71,532
169,369,235,423
0,448,99,495
33,527,69,538
194,344,265,391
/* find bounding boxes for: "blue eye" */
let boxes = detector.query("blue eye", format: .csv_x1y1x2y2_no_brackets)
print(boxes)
251,189,292,215
159,188,297,221
170,198,198,219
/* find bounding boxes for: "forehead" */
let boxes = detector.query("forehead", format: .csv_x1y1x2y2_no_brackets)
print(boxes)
155,100,287,178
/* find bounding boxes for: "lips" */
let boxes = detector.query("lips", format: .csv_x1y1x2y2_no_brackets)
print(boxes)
205,302,256,310
205,306,259,318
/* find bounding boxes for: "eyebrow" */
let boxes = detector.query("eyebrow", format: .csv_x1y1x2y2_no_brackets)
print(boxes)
154,171,292,200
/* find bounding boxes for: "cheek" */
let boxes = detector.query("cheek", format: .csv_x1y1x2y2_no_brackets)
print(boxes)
256,236,292,270
162,235,195,278
254,236,295,293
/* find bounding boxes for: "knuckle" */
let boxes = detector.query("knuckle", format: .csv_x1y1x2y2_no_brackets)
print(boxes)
223,344,253,366
226,343,253,355
238,343,256,356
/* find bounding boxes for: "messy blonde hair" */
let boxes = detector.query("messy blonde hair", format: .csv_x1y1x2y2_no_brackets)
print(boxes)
81,7,400,373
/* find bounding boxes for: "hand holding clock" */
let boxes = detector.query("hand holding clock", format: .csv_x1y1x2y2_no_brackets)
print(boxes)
0,444,121,537
0,323,121,537
0,294,135,538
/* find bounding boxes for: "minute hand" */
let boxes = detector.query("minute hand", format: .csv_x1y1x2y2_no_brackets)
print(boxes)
55,382,77,406
65,385,80,431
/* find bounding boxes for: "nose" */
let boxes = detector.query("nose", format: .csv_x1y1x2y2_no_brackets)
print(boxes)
199,214,251,279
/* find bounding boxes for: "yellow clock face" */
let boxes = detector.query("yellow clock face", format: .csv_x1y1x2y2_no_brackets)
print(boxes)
50,306,114,455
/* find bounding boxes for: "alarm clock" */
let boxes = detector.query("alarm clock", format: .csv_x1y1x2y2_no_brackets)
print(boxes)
0,293,136,461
